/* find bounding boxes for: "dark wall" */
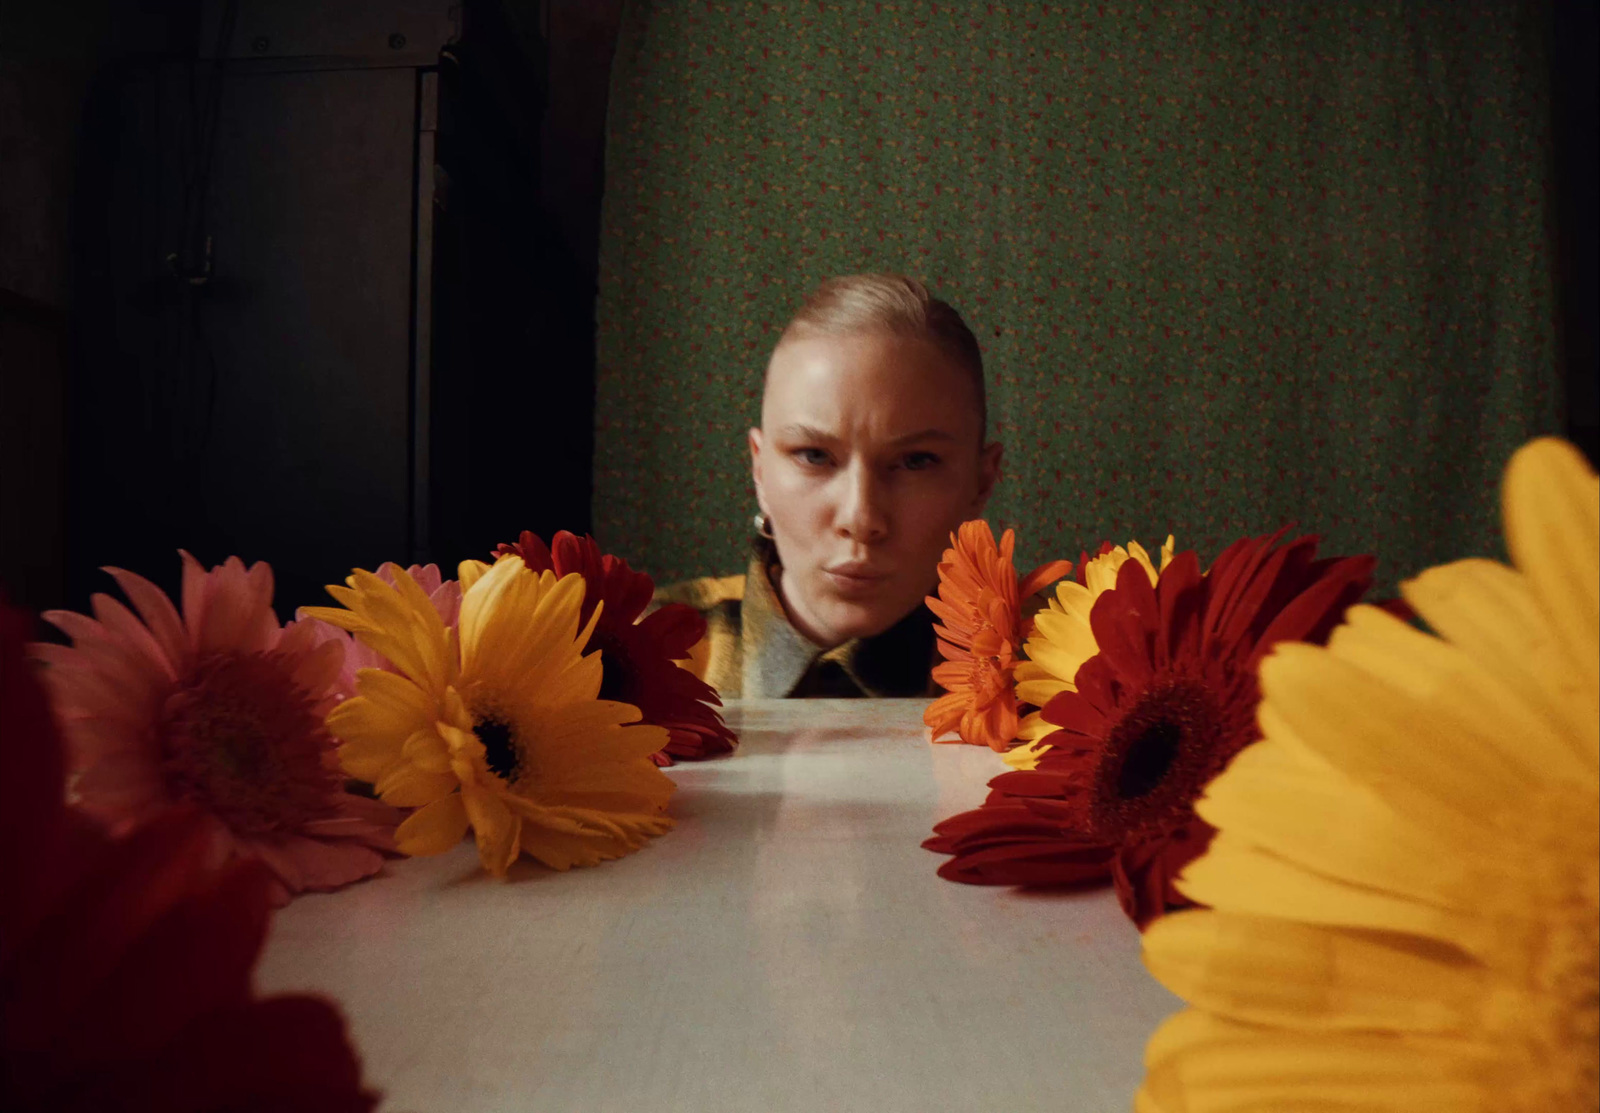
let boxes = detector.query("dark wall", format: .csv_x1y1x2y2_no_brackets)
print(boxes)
1550,0,1599,464
2,0,626,621
1,2,193,615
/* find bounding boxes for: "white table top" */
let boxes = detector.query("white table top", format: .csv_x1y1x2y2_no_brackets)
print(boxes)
258,699,1179,1113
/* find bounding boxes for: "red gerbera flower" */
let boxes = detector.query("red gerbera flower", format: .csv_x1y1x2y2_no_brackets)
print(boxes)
1,603,378,1113
925,530,1374,930
495,531,735,765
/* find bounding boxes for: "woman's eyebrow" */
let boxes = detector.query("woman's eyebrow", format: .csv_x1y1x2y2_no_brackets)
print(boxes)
778,424,956,446
780,423,837,442
888,428,957,446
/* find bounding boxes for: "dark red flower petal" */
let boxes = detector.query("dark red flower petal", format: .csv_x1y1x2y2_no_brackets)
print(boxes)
923,806,1116,886
0,603,75,962
636,604,707,663
66,996,378,1113
2,603,377,1112
1039,685,1112,739
1088,558,1161,689
1155,550,1204,667
497,529,554,574
1111,821,1214,930
1248,553,1376,664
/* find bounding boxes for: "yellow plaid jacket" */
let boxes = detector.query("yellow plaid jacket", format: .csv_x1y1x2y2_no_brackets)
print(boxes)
651,556,939,699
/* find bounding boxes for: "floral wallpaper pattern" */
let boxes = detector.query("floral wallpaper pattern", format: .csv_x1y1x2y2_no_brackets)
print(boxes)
594,2,1557,593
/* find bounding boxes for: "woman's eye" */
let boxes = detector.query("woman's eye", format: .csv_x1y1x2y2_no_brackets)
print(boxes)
901,452,941,471
793,448,832,467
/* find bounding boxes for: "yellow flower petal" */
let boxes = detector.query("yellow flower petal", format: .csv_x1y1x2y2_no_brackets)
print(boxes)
1013,677,1069,713
1258,642,1541,827
400,726,452,773
1002,734,1051,770
1326,603,1593,784
395,793,469,856
1142,910,1484,1034
456,558,492,595
1405,559,1598,767
1502,437,1599,673
374,764,458,808
1138,1008,1494,1111
1193,730,1474,912
462,786,520,876
1177,831,1487,953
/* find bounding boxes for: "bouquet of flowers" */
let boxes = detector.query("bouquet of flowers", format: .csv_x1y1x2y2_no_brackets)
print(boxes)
30,531,734,889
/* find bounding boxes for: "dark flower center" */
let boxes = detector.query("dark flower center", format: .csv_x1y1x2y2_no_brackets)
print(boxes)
476,715,521,782
159,651,339,835
1090,676,1225,840
1116,718,1182,799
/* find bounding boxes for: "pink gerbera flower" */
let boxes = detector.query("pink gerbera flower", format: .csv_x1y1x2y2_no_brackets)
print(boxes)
32,552,398,904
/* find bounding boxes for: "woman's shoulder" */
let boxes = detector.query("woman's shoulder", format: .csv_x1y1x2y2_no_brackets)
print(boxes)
650,572,747,613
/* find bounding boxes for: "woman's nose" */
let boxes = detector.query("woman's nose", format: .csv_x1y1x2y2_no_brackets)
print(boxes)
835,462,889,543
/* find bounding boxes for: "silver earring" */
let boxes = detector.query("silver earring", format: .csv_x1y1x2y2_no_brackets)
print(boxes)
753,511,775,539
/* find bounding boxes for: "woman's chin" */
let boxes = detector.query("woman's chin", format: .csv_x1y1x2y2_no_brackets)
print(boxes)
808,596,909,644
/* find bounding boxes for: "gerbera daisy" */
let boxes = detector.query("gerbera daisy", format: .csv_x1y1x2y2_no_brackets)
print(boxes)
926,530,1374,929
1137,437,1598,1111
1009,536,1176,766
296,562,460,702
496,531,734,766
924,520,1072,751
304,555,675,876
2,602,378,1113
30,553,397,905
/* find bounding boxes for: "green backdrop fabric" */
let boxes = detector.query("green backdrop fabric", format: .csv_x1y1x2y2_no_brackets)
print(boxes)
593,2,1558,594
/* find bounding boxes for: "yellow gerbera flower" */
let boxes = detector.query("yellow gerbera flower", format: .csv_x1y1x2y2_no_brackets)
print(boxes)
303,556,674,877
1137,438,1598,1111
1008,536,1175,769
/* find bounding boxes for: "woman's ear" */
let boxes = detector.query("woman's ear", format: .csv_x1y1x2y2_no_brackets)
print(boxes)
973,440,1003,512
749,426,768,514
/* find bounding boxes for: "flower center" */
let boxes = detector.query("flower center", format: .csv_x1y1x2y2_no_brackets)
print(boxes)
1089,675,1225,841
159,651,340,835
1488,791,1600,1109
971,655,1014,704
476,714,521,782
1116,719,1181,799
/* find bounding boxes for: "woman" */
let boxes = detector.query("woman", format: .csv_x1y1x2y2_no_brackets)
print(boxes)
655,273,1003,698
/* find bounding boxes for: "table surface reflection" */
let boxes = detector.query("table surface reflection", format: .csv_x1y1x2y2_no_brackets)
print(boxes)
257,699,1180,1113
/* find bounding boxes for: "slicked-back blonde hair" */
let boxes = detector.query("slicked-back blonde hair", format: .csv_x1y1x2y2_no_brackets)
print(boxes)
774,273,987,436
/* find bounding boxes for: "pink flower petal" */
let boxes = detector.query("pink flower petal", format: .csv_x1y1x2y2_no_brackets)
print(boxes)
103,565,188,672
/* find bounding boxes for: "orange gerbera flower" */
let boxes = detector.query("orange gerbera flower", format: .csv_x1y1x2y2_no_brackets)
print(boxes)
924,521,1072,751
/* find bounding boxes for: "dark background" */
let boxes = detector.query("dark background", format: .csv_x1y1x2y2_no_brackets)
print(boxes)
1,0,1594,622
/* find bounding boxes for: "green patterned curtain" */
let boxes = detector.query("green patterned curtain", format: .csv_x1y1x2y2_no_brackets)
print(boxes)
594,2,1558,594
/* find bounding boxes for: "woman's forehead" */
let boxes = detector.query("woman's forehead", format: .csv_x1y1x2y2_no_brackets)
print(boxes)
761,332,983,438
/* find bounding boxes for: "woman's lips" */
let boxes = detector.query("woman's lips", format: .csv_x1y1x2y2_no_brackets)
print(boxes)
822,566,891,597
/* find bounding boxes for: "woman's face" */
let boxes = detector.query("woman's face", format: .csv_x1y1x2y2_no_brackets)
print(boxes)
749,330,1002,648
